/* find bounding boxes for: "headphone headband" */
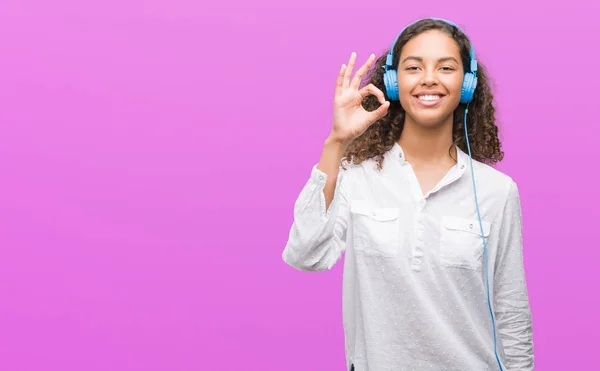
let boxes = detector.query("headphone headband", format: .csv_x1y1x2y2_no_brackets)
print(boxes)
384,18,477,74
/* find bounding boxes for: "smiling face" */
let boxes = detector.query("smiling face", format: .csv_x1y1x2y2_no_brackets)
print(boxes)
397,29,465,129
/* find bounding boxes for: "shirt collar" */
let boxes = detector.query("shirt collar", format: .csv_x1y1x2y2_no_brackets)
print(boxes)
387,141,468,173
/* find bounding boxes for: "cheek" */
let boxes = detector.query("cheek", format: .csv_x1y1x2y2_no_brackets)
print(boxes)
396,75,419,104
444,74,465,94
397,73,419,91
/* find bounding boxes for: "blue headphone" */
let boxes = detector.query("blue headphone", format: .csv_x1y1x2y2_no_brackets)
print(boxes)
382,18,478,104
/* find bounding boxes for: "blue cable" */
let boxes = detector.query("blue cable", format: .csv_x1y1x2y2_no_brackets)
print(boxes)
463,105,503,371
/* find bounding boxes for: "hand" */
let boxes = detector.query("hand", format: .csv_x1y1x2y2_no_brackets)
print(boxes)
329,52,390,145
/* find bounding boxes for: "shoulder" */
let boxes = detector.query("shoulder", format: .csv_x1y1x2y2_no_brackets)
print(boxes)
341,155,390,178
468,156,520,202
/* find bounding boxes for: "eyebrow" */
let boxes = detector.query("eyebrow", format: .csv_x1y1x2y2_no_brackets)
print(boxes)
401,56,459,64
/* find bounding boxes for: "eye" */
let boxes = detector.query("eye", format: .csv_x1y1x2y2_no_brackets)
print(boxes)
441,66,456,71
405,66,420,71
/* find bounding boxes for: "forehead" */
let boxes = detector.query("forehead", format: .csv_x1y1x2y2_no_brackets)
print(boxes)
400,30,461,59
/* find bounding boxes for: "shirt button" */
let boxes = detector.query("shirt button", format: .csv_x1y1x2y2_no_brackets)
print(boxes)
460,164,465,169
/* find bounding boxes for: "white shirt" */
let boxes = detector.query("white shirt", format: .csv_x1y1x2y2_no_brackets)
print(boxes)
282,143,534,371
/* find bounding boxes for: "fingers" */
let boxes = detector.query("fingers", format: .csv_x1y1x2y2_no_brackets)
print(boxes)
336,52,379,98
335,63,346,97
359,84,387,105
359,100,389,132
362,102,390,127
343,52,356,88
350,53,376,90
360,83,389,121
371,101,390,120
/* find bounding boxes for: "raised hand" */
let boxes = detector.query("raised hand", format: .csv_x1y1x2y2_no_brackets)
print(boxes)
329,52,390,145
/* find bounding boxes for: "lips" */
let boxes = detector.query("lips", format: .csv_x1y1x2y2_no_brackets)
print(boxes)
413,93,446,107
414,90,445,97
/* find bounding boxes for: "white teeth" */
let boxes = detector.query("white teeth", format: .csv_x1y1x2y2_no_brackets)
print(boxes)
418,95,441,101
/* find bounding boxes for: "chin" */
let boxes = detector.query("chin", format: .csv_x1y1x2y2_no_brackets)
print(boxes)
406,111,453,128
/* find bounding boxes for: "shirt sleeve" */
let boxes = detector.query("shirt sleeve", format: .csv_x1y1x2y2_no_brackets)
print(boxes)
493,180,535,370
281,164,350,272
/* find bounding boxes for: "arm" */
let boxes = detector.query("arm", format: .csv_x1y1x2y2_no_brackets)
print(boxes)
282,51,388,272
281,139,350,272
494,180,535,369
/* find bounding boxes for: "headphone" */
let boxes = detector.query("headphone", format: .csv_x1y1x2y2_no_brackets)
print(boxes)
381,18,504,371
382,18,478,104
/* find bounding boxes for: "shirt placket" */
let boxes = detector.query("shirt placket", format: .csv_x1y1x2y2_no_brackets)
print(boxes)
397,150,466,272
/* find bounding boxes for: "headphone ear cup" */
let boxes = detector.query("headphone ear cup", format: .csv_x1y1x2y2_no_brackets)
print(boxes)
460,72,477,104
383,69,399,101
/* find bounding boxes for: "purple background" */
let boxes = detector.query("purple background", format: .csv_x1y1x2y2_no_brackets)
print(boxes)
1,0,598,370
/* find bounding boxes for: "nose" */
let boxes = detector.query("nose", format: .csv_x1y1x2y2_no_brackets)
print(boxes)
421,68,438,86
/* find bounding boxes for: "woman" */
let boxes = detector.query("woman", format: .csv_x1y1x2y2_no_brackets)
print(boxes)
282,18,534,371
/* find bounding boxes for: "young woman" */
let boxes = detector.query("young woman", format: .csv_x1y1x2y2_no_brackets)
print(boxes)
282,18,534,370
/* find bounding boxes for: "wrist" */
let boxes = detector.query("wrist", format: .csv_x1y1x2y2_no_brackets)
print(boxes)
325,134,350,150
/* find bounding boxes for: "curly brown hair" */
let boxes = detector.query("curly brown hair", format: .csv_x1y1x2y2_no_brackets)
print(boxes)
343,19,504,169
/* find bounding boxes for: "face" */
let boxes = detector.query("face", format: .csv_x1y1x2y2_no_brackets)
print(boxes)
397,30,464,128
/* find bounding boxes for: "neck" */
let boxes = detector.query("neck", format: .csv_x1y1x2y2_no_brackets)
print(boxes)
398,115,456,164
